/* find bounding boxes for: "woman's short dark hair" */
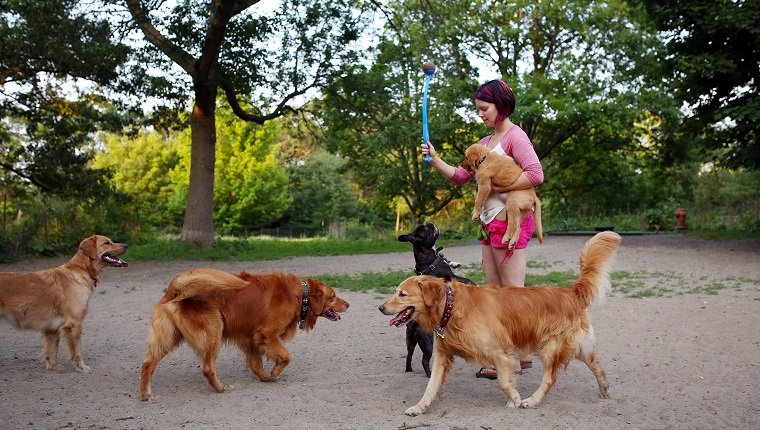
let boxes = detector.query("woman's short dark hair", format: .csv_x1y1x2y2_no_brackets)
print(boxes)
474,79,515,124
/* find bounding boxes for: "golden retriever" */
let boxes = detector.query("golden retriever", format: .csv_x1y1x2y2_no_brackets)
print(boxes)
0,235,128,372
462,143,543,249
379,231,621,415
139,269,349,400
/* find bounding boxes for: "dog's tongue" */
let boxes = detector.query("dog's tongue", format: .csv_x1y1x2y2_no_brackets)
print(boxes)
389,308,413,327
323,309,341,321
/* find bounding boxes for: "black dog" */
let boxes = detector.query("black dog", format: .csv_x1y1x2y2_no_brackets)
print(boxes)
398,222,475,377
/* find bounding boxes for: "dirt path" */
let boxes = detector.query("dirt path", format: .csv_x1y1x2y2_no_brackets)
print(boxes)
1,234,759,429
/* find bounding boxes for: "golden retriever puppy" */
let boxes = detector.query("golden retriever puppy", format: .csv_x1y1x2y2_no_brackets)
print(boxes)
462,143,543,249
139,269,349,400
0,235,128,372
379,231,621,415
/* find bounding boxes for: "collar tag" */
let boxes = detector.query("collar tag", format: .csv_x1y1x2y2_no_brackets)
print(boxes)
298,281,309,330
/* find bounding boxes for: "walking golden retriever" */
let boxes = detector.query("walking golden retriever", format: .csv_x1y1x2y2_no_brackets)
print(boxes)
0,235,128,372
462,143,543,249
379,231,621,415
139,269,349,400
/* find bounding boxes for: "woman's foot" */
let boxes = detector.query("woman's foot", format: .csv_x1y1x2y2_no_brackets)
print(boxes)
476,367,498,379
519,354,533,369
476,367,522,380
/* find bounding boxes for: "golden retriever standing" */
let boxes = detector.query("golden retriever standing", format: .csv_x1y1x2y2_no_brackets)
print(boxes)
379,231,621,415
462,143,543,249
0,235,128,372
139,269,349,400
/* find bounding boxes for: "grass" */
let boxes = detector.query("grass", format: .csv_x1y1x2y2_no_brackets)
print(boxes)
126,235,412,261
123,233,759,299
315,267,580,295
684,229,760,240
316,267,760,300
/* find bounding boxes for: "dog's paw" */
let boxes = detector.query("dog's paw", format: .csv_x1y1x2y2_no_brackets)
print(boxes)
405,405,425,416
506,399,520,409
520,396,540,409
471,210,480,220
75,363,91,373
140,392,157,402
45,362,63,371
221,384,234,393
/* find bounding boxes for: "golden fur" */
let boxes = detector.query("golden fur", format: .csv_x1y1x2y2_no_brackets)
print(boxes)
462,143,543,249
380,231,621,415
139,269,349,400
0,235,128,372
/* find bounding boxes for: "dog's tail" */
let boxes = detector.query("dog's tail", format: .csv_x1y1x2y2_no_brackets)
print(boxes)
571,231,621,309
166,268,249,302
534,196,543,243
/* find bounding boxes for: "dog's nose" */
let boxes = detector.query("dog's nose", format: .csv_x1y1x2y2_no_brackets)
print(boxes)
378,304,385,313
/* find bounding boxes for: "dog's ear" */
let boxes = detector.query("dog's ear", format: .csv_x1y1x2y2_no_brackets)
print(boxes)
79,235,99,260
419,277,445,308
398,234,411,242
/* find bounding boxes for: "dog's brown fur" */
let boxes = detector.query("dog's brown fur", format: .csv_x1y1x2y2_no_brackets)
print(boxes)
139,269,349,400
462,143,543,249
0,235,128,372
379,231,621,415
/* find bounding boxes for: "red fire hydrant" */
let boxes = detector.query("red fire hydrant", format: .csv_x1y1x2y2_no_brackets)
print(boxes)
674,208,688,230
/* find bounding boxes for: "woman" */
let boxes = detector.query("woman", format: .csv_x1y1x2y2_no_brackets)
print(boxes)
421,79,543,378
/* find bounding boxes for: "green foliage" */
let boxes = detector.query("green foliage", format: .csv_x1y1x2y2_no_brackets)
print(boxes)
279,151,358,232
212,108,292,234
95,108,292,235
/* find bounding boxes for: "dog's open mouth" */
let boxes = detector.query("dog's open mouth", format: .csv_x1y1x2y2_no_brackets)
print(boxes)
389,307,415,327
102,253,128,267
323,308,341,321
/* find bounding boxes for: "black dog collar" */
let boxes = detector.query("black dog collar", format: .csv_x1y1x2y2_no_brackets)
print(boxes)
434,284,454,338
298,281,309,329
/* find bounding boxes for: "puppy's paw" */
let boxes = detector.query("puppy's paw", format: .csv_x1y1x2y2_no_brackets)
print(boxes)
405,405,425,416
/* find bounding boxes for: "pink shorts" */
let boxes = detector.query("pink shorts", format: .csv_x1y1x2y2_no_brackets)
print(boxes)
480,212,535,249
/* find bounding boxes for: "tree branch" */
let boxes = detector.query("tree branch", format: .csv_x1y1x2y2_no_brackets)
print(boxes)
124,0,196,74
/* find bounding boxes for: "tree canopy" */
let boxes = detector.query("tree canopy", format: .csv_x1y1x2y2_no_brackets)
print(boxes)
636,0,760,169
0,0,129,197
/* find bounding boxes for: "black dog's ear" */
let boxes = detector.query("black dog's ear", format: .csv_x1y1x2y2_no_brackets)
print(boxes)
398,234,411,242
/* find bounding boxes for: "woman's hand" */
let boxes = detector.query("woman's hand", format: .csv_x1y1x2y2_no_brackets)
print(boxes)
420,140,438,160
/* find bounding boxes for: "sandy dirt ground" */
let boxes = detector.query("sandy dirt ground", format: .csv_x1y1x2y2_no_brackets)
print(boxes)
1,233,759,430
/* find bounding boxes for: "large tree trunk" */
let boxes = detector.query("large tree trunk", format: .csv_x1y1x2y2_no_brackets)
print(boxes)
180,97,216,246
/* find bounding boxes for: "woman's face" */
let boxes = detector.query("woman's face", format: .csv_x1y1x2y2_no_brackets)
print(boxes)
475,99,499,127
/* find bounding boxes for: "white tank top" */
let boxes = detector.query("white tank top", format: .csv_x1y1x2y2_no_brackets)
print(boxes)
479,144,511,224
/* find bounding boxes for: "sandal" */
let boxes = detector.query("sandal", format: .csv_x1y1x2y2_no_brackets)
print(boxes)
476,367,522,379
476,367,498,380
